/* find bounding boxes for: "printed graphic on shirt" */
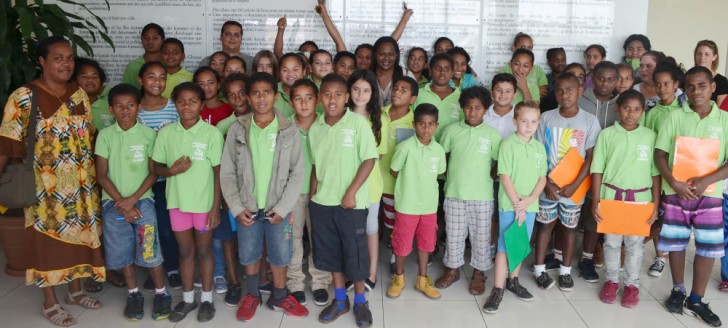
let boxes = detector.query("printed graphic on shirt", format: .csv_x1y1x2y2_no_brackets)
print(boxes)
267,133,278,152
637,144,649,161
342,128,355,148
191,142,208,160
450,104,460,119
543,127,585,170
430,157,441,173
534,152,545,169
708,125,723,139
477,137,492,154
130,145,145,163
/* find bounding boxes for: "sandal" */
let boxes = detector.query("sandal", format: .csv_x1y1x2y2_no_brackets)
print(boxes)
720,281,728,292
42,304,77,327
65,290,103,309
83,279,103,293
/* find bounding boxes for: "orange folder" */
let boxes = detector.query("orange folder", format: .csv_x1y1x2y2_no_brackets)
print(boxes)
596,200,654,237
672,136,720,193
548,148,591,203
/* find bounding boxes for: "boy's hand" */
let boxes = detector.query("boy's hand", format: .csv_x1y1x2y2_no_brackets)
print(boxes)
122,207,143,223
170,156,192,176
114,197,137,214
687,177,709,197
670,180,698,200
559,182,578,198
544,180,560,201
265,210,284,225
592,200,603,223
206,208,220,231
277,16,287,29
516,209,527,226
341,190,357,209
237,209,255,227
648,209,658,225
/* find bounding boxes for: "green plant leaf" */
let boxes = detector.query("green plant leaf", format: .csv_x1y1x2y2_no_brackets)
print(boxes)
15,7,33,41
99,31,115,52
70,34,93,56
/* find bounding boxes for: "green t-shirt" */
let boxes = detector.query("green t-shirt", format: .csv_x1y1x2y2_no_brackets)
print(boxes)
91,85,115,131
497,134,547,212
249,116,279,209
415,84,463,141
391,136,447,214
161,69,193,99
644,98,682,134
216,113,237,136
309,110,378,209
275,82,296,118
380,105,415,195
95,122,156,201
289,114,315,195
654,102,728,199
591,123,659,202
152,119,224,212
440,121,502,201
512,80,541,105
122,55,145,89
499,64,549,88
365,112,390,204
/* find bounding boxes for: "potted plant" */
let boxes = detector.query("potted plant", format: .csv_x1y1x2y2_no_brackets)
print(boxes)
0,0,114,276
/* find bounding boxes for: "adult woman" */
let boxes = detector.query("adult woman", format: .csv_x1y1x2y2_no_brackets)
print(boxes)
633,50,671,109
372,36,407,107
122,23,165,88
252,50,279,80
694,40,728,106
0,36,105,326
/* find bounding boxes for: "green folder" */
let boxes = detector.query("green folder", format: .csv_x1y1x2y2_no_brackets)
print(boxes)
504,220,532,272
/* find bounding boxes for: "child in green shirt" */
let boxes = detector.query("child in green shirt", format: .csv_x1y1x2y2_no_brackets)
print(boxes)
161,38,193,99
415,53,462,141
74,57,114,130
276,53,307,117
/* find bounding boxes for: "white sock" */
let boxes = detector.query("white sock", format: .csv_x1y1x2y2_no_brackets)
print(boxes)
201,290,213,303
128,287,139,294
560,265,571,276
155,287,167,295
582,252,593,260
534,264,546,277
554,250,563,262
183,290,195,303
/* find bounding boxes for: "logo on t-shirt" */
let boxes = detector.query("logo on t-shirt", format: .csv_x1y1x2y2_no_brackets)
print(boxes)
191,142,208,160
450,104,460,119
637,144,649,161
708,125,723,139
430,157,441,173
341,129,355,148
477,137,491,154
130,145,145,163
267,133,278,152
534,152,544,168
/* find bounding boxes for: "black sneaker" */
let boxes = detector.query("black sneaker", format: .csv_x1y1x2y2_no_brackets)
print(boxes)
197,301,216,322
536,272,555,290
152,292,172,321
353,301,373,328
124,292,144,321
169,301,197,322
482,287,504,314
258,282,272,295
545,253,562,271
685,300,722,327
313,289,329,306
225,284,242,307
142,276,155,291
558,274,574,291
364,279,376,292
168,273,182,290
506,277,534,301
292,291,307,306
664,288,686,314
578,258,600,283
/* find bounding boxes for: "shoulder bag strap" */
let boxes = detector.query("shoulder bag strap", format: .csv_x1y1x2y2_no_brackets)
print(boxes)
24,85,38,170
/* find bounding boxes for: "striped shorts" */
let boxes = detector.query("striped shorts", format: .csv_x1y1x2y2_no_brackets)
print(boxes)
658,194,725,258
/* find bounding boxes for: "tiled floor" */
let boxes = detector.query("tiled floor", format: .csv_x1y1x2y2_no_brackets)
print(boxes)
0,236,726,328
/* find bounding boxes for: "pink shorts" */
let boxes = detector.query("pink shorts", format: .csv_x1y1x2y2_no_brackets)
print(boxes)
169,209,208,232
391,212,437,256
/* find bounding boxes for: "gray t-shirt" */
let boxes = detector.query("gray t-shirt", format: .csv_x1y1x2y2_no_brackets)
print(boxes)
198,52,254,73
536,108,602,205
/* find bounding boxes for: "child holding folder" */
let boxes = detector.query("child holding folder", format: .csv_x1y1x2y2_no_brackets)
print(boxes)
591,89,660,308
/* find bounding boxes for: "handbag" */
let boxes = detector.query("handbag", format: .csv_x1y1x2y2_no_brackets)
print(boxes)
0,86,39,208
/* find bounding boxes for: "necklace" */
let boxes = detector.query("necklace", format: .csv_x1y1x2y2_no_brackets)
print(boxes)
40,79,76,111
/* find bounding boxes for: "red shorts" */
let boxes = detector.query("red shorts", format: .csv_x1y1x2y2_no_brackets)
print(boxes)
391,211,438,256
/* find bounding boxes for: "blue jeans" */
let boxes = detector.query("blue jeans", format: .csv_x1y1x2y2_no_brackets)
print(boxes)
102,198,163,269
153,180,179,273
237,214,293,267
721,195,728,282
497,210,536,253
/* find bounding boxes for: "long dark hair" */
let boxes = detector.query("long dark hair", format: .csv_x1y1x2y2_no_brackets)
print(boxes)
347,69,383,145
371,36,403,81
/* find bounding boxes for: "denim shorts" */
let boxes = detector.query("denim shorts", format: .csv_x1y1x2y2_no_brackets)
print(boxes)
102,198,164,269
237,213,293,267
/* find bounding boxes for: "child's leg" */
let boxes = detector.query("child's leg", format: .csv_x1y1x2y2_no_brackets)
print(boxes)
263,215,295,300
494,211,515,288
392,211,418,276
603,234,623,284
692,256,716,296
442,198,468,269
222,239,239,285
366,202,380,282
303,200,332,290
335,207,369,297
414,213,437,277
286,195,308,293
689,196,725,297
623,235,644,287
558,203,583,269
658,195,693,287
153,181,179,275
238,217,265,297
101,200,136,287
195,229,214,292
173,228,197,292
134,199,166,290
466,200,494,272
535,200,560,266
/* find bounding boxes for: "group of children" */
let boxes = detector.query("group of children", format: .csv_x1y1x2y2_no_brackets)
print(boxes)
67,9,728,328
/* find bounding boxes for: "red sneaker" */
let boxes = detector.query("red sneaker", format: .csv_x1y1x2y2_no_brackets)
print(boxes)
266,294,309,318
236,295,262,321
599,281,618,304
621,285,640,308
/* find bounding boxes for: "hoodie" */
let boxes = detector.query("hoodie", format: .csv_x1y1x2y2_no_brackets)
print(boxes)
578,88,619,129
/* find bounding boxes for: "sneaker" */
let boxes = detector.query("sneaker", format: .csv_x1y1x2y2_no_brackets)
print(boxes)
353,301,373,328
535,272,555,290
621,285,640,308
318,297,350,324
266,294,309,318
193,278,202,288
197,301,215,322
545,253,562,271
558,274,574,291
578,258,600,283
169,301,198,323
214,276,228,294
599,281,619,304
648,258,666,277
664,288,686,314
291,291,307,306
313,289,329,306
505,277,533,301
415,275,441,300
387,274,405,299
236,294,262,321
142,276,154,291
258,282,272,295
152,292,172,320
168,273,182,289
364,278,376,292
482,287,504,314
224,284,242,307
124,292,144,321
685,300,722,327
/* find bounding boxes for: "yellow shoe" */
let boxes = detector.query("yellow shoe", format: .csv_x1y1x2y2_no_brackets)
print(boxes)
415,275,441,300
387,274,405,299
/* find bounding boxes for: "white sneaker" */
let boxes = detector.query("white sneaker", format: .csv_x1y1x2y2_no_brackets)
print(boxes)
648,258,665,277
